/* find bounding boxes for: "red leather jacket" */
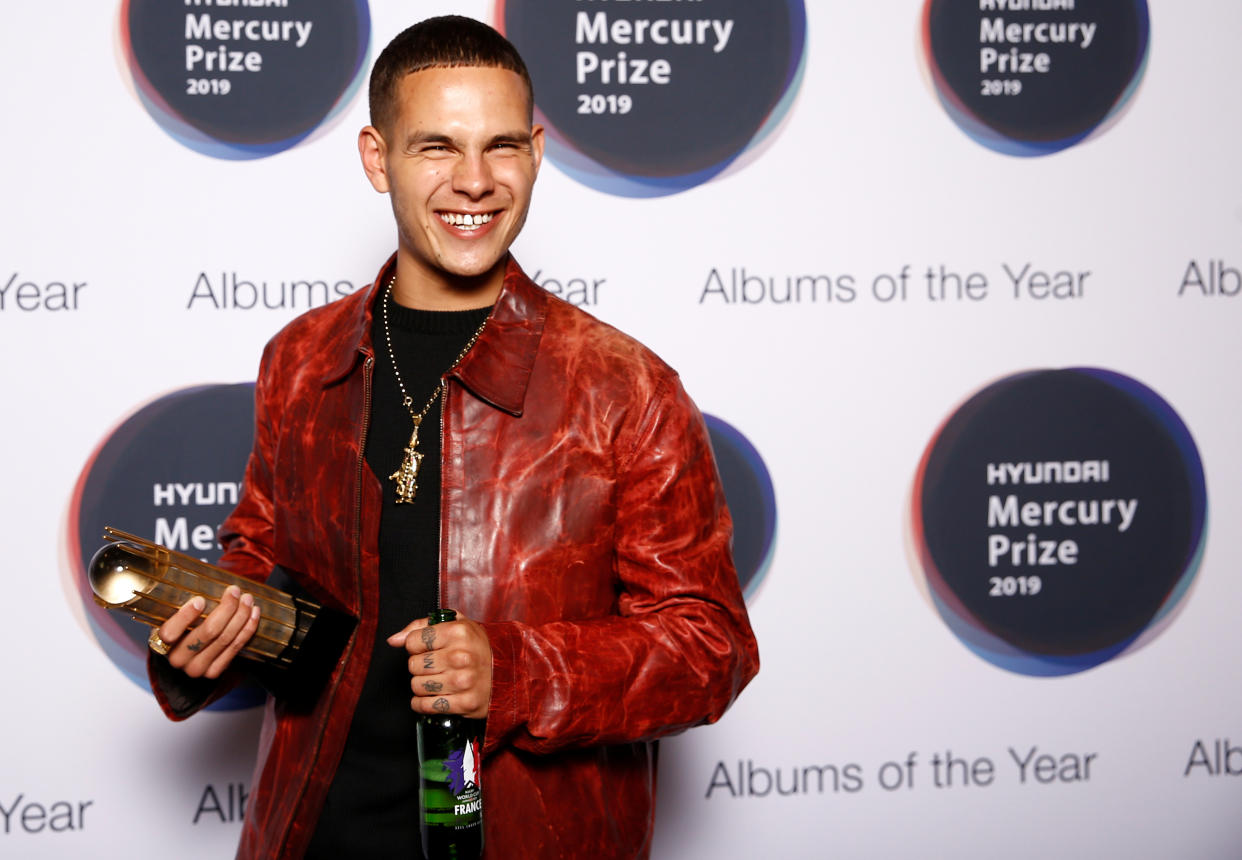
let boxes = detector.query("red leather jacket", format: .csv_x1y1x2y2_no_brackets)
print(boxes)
152,257,759,859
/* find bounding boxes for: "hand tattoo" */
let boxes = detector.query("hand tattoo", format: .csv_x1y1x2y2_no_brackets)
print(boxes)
424,681,443,693
433,697,450,713
423,655,434,670
186,640,203,653
421,627,436,649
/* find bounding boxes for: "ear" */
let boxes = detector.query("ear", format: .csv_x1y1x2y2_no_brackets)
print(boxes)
530,123,545,176
358,125,390,193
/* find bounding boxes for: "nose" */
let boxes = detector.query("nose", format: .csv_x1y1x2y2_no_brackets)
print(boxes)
452,150,495,200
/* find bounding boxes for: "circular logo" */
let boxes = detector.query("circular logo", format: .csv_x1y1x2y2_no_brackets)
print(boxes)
704,415,777,599
119,0,371,159
921,0,1149,156
497,1,807,197
67,384,262,708
910,369,1206,676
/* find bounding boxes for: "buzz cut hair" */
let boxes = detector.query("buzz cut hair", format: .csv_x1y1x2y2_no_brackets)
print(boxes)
368,15,535,133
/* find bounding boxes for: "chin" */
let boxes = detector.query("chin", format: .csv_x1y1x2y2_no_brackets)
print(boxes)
439,255,507,282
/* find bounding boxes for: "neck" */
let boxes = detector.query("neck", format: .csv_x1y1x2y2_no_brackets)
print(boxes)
391,253,506,310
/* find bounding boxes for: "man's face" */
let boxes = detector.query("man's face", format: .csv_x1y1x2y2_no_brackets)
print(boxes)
365,65,543,300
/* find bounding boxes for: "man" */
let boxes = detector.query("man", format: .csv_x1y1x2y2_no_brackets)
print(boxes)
147,16,758,859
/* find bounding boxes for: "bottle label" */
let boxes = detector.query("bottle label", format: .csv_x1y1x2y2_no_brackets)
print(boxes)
422,738,482,828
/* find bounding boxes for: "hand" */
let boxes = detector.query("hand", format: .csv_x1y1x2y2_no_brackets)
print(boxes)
387,613,492,719
156,585,260,679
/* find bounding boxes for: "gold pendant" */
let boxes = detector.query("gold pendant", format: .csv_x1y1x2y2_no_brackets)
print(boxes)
389,417,424,504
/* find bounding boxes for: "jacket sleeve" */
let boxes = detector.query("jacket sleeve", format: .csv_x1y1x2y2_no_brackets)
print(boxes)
479,375,760,755
147,343,280,720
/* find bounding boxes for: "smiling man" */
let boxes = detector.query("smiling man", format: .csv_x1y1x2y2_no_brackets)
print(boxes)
146,16,758,859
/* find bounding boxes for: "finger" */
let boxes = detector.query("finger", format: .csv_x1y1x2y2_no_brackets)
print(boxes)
169,586,241,671
386,615,430,649
185,592,255,675
410,660,486,704
409,649,438,676
410,693,457,716
205,602,261,679
409,688,488,719
410,656,472,688
413,673,449,696
412,622,448,655
407,640,476,677
159,595,207,644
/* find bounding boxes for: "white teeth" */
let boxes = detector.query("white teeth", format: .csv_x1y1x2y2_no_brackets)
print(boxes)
441,212,493,228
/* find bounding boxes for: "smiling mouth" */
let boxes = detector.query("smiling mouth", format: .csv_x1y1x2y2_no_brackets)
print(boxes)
439,211,495,231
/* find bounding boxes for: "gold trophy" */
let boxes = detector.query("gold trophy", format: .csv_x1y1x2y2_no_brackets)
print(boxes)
88,526,324,669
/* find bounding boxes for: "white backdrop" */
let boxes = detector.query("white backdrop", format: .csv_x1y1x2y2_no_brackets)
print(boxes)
2,1,1240,857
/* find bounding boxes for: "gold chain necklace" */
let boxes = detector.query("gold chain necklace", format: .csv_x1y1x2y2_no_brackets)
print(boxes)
381,273,489,504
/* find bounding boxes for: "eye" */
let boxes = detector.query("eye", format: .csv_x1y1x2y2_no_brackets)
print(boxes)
416,143,455,156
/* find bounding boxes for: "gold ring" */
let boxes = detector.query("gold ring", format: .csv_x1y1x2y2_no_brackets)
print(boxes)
148,627,173,656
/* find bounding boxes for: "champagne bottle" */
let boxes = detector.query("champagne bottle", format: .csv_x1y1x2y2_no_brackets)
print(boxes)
417,609,484,859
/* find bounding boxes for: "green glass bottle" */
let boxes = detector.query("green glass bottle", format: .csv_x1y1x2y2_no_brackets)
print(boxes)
417,609,483,859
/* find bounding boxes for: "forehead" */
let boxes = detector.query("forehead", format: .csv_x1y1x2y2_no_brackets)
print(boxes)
390,65,531,133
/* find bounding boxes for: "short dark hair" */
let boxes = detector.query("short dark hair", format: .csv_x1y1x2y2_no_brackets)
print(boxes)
368,16,534,133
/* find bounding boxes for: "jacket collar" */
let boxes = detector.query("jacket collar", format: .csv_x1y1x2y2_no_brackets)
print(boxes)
324,254,546,417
